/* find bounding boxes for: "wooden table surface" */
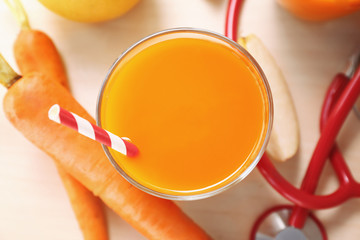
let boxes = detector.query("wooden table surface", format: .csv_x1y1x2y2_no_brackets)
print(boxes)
1,0,360,239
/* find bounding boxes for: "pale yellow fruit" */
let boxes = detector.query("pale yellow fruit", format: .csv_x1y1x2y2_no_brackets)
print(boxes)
239,34,300,162
38,0,140,23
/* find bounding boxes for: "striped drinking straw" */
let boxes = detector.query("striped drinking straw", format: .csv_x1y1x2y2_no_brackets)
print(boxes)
48,104,139,157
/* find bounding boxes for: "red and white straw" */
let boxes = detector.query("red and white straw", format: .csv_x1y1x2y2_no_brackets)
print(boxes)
48,104,139,157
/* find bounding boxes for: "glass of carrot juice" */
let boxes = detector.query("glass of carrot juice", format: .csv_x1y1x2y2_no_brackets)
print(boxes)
97,28,273,200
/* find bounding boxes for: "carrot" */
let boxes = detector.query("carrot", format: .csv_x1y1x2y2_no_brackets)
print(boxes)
0,56,211,239
5,0,69,89
4,1,108,239
56,166,108,240
14,29,70,89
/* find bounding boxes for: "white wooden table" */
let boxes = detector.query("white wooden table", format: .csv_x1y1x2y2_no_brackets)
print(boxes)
0,0,360,239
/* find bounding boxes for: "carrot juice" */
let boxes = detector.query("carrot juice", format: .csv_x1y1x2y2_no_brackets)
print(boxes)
97,29,272,200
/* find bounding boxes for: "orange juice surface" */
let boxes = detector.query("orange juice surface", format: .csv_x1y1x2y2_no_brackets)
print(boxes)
100,32,270,196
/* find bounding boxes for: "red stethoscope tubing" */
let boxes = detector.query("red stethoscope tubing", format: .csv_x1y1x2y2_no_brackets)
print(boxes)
289,72,360,228
225,0,244,40
225,0,360,229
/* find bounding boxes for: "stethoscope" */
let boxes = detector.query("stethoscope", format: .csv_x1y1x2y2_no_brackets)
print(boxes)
225,0,360,239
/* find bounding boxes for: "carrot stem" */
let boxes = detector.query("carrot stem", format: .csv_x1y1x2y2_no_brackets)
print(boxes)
4,0,31,30
0,54,21,88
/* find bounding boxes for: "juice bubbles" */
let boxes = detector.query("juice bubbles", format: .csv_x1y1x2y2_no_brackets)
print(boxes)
97,29,273,200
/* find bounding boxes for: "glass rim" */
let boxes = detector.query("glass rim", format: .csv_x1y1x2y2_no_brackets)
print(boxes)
96,27,273,201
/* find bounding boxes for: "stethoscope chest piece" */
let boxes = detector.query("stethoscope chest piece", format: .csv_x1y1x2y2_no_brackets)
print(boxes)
252,206,326,240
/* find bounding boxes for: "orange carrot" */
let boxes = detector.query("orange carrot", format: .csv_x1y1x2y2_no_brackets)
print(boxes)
0,57,211,239
4,0,108,239
57,166,108,240
5,0,68,89
14,29,69,89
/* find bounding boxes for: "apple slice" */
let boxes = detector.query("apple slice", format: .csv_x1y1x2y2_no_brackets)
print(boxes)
239,34,299,162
